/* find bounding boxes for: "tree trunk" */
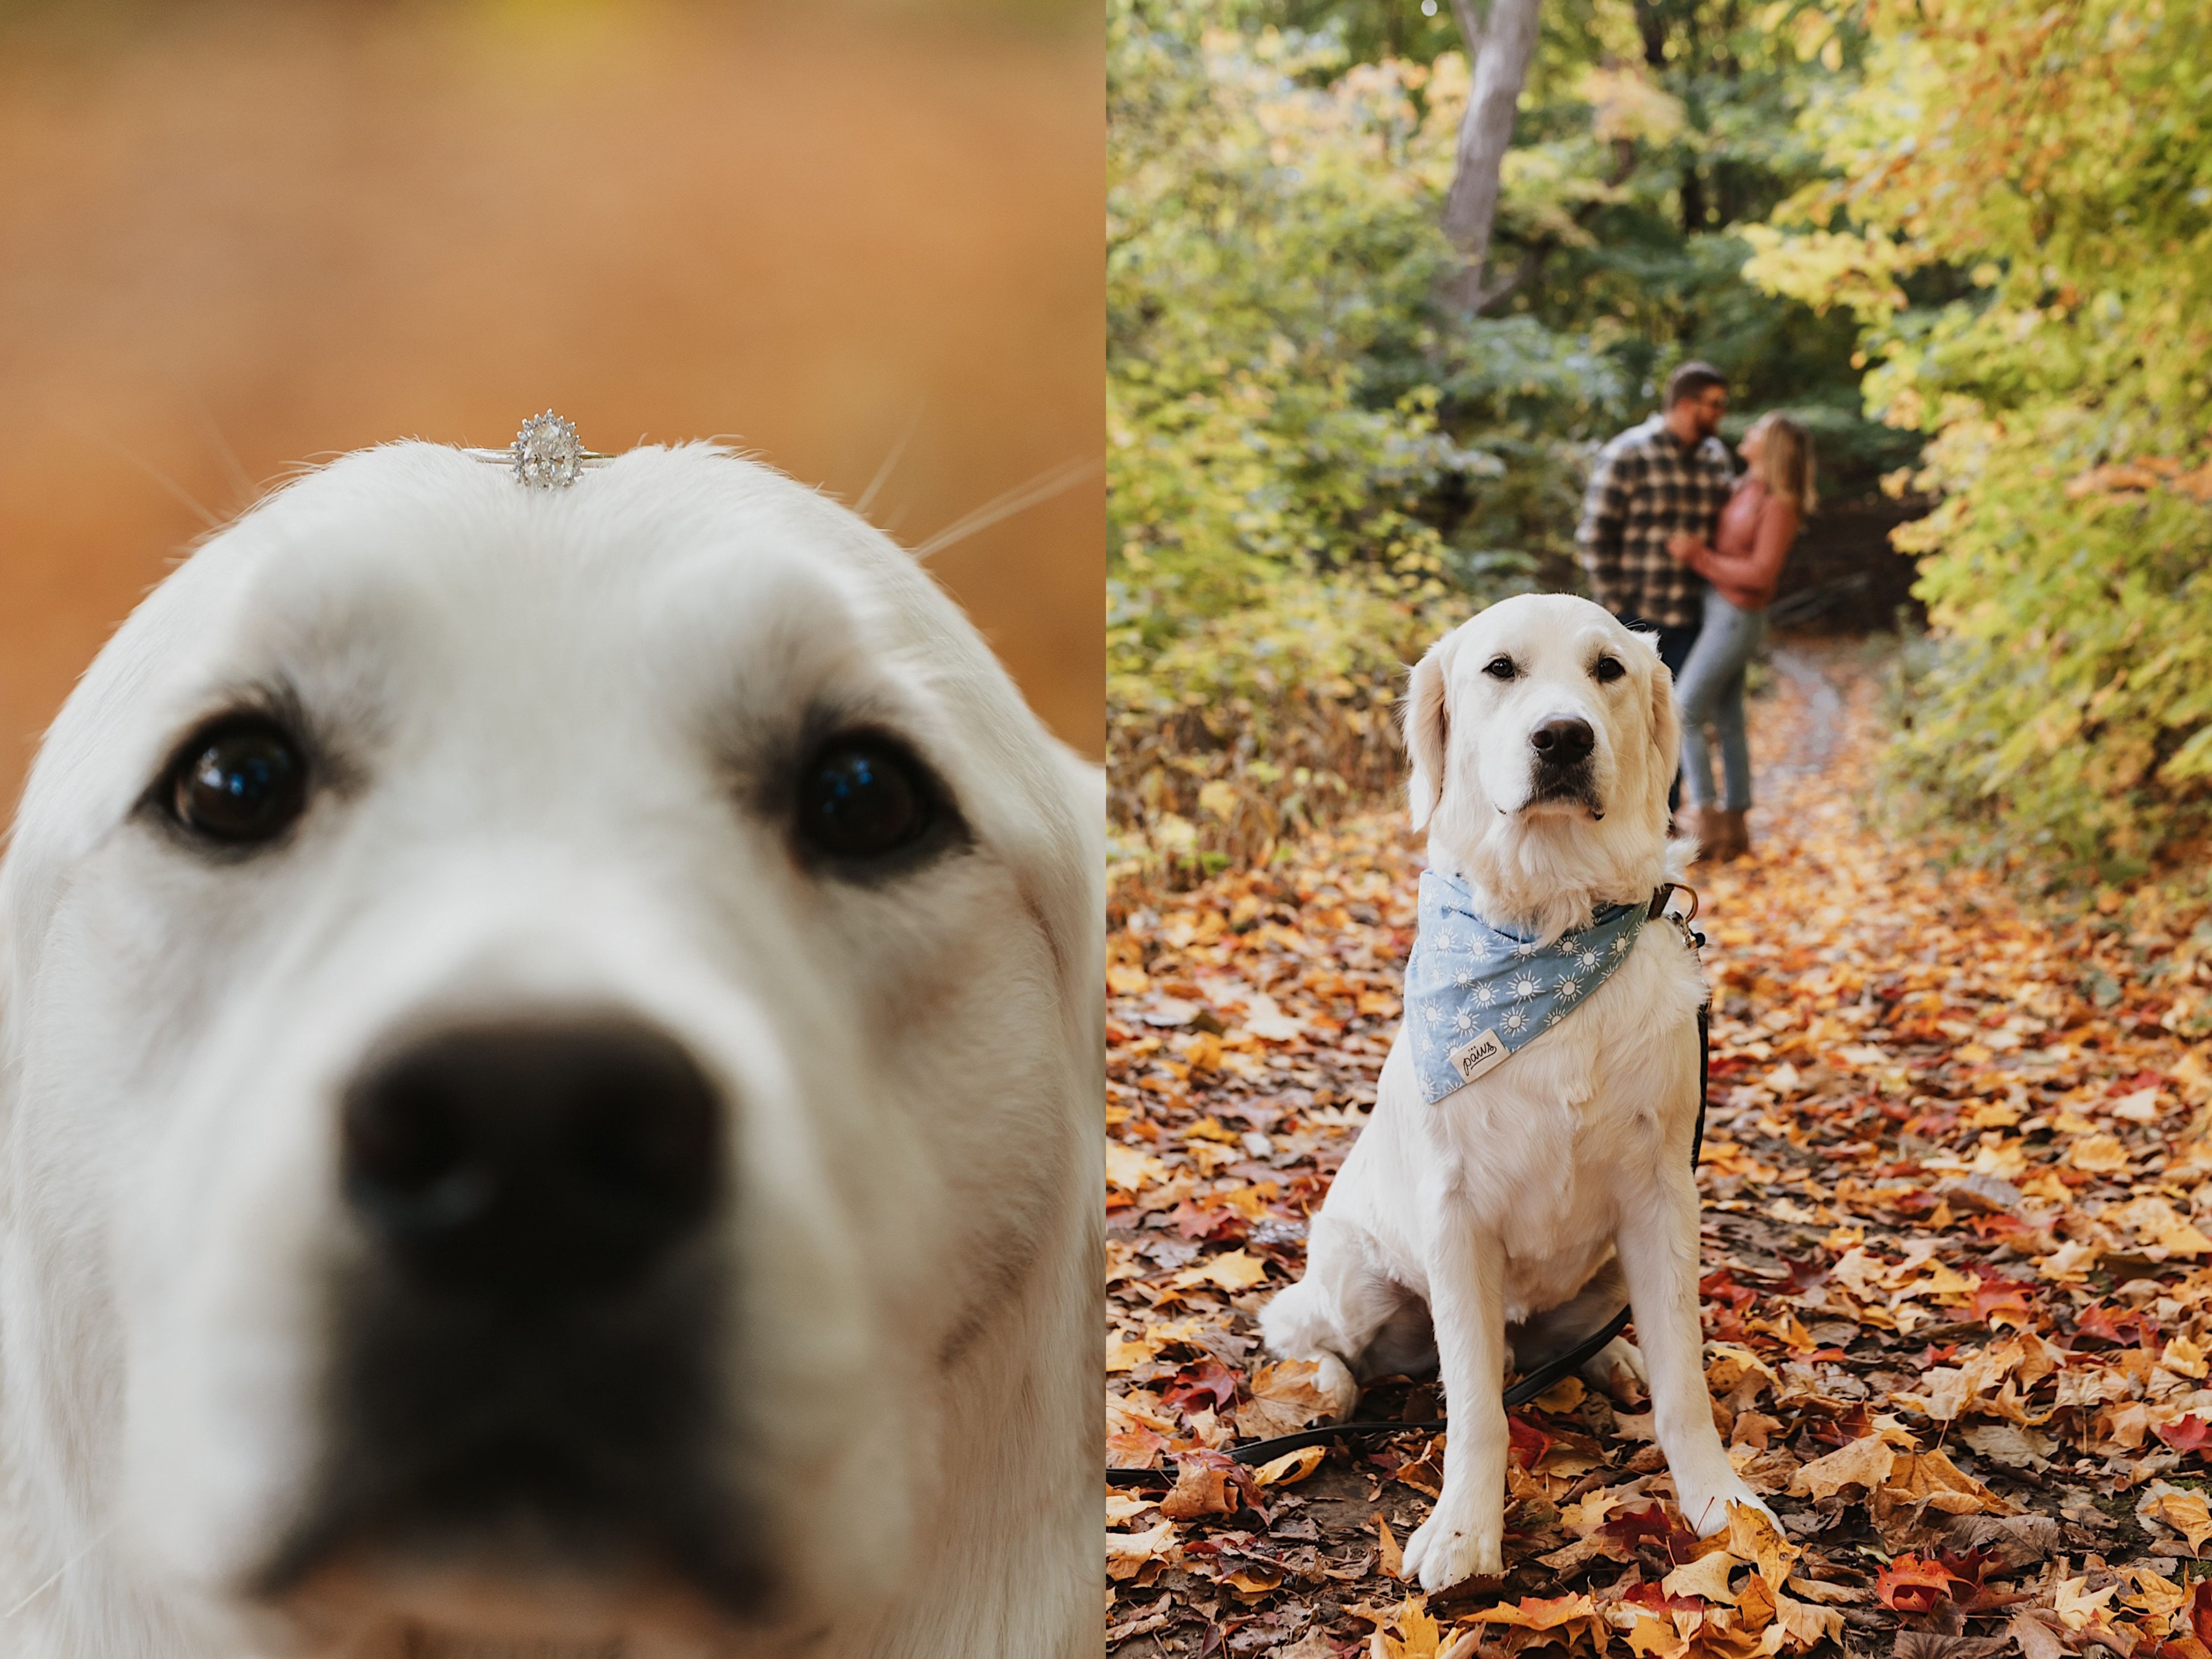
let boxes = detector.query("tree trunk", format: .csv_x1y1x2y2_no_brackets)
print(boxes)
1443,0,1542,292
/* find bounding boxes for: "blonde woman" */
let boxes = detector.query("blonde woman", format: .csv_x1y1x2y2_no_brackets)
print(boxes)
1664,412,1816,861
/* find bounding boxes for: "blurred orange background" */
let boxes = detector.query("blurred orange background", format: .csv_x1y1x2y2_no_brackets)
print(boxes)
0,0,1103,810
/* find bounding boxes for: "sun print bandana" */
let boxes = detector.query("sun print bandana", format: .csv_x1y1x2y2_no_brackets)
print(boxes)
1404,869,1650,1103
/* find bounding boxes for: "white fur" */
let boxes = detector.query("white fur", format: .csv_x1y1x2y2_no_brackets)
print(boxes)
0,443,1102,1658
1261,592,1771,1593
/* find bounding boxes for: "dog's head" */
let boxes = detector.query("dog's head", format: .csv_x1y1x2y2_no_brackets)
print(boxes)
1403,593,1680,935
0,442,1100,1654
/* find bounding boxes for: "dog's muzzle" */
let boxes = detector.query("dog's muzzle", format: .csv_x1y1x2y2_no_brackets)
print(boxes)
259,1017,770,1619
1526,714,1601,812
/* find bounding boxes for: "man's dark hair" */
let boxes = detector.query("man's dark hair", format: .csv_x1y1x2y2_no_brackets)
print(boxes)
1664,361,1728,408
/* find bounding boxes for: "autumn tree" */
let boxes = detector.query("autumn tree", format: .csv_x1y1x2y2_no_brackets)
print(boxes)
1748,0,2212,878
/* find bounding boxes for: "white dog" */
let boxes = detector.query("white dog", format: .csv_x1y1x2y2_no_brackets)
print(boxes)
1260,592,1770,1593
0,441,1102,1659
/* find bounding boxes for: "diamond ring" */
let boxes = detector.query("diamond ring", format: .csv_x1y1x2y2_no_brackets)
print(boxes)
462,411,613,489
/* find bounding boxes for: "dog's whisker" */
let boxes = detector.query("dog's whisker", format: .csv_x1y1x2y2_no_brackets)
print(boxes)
187,397,260,511
855,407,925,519
907,456,1101,563
2,1518,124,1620
67,422,224,530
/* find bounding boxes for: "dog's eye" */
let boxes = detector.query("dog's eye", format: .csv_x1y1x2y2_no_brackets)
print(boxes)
167,719,309,846
1592,656,1627,684
797,736,934,861
1483,656,1516,681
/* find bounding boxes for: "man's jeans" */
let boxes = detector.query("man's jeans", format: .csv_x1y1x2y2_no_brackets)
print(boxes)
1616,615,1701,814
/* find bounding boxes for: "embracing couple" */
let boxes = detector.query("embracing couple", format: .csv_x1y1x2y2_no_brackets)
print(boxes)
1574,361,1817,863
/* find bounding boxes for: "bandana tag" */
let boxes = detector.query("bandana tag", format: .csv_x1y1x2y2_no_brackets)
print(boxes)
1405,870,1653,1104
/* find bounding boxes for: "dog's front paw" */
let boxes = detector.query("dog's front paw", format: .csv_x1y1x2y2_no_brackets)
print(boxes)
1675,1476,1778,1540
1401,1502,1503,1593
1580,1337,1647,1404
1310,1352,1359,1424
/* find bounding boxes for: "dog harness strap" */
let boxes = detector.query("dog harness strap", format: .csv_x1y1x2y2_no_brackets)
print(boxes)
1403,870,1650,1104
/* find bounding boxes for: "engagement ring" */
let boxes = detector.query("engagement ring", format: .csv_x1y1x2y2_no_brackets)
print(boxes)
463,411,612,489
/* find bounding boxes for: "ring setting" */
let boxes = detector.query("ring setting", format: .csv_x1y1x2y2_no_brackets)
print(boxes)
466,411,611,488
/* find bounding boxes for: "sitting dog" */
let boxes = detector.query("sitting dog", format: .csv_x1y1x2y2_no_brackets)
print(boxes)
0,440,1102,1658
1260,591,1771,1593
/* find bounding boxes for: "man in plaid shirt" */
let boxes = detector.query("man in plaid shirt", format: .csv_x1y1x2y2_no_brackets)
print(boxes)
1576,361,1736,683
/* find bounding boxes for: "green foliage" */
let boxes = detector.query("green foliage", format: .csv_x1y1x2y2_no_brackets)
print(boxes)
1106,0,1921,873
1108,5,1510,625
1748,0,2212,881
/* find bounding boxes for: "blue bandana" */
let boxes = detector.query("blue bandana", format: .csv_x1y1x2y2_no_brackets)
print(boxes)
1404,870,1650,1103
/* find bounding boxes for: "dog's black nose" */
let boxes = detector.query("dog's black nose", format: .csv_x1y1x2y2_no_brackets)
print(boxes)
1529,715,1596,765
342,1020,722,1296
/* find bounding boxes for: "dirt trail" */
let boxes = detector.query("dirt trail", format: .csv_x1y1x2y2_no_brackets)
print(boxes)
1108,645,2212,1658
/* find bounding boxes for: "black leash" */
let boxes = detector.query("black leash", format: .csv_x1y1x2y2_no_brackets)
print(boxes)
1107,888,1709,1490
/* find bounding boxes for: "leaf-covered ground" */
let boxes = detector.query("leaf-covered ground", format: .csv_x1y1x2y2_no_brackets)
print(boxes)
1106,642,2212,1659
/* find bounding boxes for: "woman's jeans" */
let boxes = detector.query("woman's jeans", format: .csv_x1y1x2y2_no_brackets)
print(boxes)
1674,587,1765,811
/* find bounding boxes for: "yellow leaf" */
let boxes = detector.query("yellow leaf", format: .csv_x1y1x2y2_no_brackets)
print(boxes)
2035,1239,2100,1284
1770,1594,1845,1654
1884,1448,2017,1516
1107,1520,1179,1580
1106,1143,1167,1193
2164,1335,2210,1380
1170,1248,1269,1291
1106,1490,1154,1524
2069,1133,2132,1173
1726,1503,1802,1589
1374,1596,1444,1659
2123,1565,2192,1619
1788,1435,1894,1500
1625,1612,1689,1659
2052,1577,2117,1631
2145,1483,2212,1554
1661,1550,1743,1605
1253,1445,1326,1486
1106,961,1149,996
1107,1333,1160,1372
1532,1375,1586,1413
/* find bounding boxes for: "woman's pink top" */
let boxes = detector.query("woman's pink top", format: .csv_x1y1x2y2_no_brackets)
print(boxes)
1683,477,1800,612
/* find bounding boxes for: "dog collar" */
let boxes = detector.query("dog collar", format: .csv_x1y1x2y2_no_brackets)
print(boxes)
1404,870,1654,1103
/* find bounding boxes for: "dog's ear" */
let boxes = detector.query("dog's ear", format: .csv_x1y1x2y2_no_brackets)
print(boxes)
1642,634,1681,786
1403,633,1457,831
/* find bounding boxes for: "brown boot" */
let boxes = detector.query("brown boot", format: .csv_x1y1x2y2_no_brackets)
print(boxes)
1687,805,1726,864
1720,808,1751,862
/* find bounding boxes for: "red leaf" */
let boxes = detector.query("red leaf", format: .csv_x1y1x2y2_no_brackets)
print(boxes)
1162,1360,1241,1415
1970,1272,2038,1325
2075,1302,2160,1349
2191,1577,2212,1648
2160,1416,2212,1453
1699,1269,1759,1310
1602,1504,1675,1547
1876,1555,1960,1614
1507,1414,1552,1469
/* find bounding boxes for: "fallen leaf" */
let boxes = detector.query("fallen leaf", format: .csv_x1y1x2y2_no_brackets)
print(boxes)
1789,1434,1894,1499
2051,1576,2118,1630
1660,1549,1742,1605
1107,1520,1179,1580
1236,1357,1345,1438
2140,1481,2212,1553
1253,1445,1326,1486
1875,1555,1958,1614
1105,1142,1167,1193
1168,1248,1269,1292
